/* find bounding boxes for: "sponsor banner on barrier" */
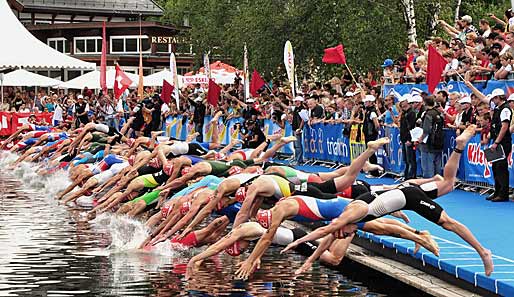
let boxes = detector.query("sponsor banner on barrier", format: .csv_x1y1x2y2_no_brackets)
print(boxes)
303,123,350,163
383,80,514,99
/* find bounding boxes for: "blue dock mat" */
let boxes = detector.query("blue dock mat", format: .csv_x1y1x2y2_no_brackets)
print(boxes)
296,164,514,296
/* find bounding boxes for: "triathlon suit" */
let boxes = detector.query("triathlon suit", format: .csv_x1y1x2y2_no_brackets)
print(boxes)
134,162,174,189
339,180,372,199
91,133,109,144
28,124,52,132
90,154,124,175
355,183,443,224
166,142,209,158
205,160,256,177
230,149,262,160
169,175,223,200
183,155,203,165
47,132,68,142
16,137,39,150
278,166,324,184
94,162,129,185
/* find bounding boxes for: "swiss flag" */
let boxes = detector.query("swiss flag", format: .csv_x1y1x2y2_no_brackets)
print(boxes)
161,79,174,104
426,45,448,93
322,44,346,64
114,64,133,99
250,69,266,97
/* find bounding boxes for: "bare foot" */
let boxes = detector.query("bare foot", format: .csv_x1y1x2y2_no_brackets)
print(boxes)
481,249,494,276
432,174,444,182
267,134,282,141
419,232,439,256
363,161,384,173
455,124,476,149
279,136,297,144
151,131,165,138
367,137,390,150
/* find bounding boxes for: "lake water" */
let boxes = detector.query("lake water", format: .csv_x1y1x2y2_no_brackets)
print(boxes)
0,154,398,296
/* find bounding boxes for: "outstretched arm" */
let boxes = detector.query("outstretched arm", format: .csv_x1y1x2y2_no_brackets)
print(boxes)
235,208,283,279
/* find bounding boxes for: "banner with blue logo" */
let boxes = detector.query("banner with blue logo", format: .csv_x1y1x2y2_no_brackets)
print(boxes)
303,123,351,163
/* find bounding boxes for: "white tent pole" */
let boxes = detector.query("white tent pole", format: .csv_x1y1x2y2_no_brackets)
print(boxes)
0,73,4,109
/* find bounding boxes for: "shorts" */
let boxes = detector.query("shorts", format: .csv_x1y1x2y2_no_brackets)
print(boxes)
187,143,209,156
135,175,159,188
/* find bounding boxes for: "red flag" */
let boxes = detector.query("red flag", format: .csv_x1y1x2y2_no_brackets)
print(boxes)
322,44,346,64
405,54,415,75
114,64,133,99
161,80,174,104
100,21,107,94
207,78,221,106
426,45,448,93
250,69,266,97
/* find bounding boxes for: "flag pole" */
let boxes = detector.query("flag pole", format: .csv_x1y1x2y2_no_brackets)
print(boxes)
344,63,359,87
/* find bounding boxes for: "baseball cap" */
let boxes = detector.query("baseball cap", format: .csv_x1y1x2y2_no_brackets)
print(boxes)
246,98,255,103
508,94,514,101
381,59,394,68
77,94,84,99
408,95,423,103
362,95,376,102
293,96,304,102
461,15,472,24
399,93,411,103
344,91,354,97
458,96,471,104
491,88,505,98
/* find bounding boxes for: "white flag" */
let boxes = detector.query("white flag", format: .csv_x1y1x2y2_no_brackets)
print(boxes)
244,43,250,101
284,40,295,97
170,53,180,110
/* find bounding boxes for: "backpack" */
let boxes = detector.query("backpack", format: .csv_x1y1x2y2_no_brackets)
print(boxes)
427,109,444,150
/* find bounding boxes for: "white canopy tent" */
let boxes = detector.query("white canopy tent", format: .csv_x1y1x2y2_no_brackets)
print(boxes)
1,69,62,87
143,69,184,88
59,69,139,89
0,0,95,70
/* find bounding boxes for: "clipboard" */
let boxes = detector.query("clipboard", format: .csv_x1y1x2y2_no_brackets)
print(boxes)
485,145,506,163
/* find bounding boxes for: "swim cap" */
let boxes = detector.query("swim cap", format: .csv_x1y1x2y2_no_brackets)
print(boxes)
225,241,242,256
181,166,191,175
255,167,264,175
128,155,135,166
235,187,247,203
228,166,243,176
180,201,191,215
163,162,174,176
256,209,272,229
161,205,172,218
126,138,136,147
149,158,161,168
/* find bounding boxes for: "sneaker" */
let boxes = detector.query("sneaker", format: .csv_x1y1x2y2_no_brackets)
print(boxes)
491,196,509,202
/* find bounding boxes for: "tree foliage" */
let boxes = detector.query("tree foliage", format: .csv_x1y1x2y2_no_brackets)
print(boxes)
158,0,511,81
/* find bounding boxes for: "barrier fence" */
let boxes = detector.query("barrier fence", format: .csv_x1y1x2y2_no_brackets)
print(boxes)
0,111,506,188
0,112,54,136
383,80,514,99
303,122,514,188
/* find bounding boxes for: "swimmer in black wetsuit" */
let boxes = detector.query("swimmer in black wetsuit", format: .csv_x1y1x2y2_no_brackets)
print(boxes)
282,125,494,277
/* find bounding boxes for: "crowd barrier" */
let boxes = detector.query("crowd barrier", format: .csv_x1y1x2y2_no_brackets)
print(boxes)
163,115,294,155
383,80,514,98
304,123,514,188
0,112,53,136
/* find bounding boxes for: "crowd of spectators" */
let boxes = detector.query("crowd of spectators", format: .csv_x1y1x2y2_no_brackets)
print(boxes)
2,8,514,199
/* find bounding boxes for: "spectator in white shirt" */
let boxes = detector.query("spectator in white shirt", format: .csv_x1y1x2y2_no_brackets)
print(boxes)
52,99,64,126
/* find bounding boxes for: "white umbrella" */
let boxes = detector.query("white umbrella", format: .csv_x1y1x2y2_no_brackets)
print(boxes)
2,69,62,87
59,69,139,89
0,0,95,69
144,69,184,88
